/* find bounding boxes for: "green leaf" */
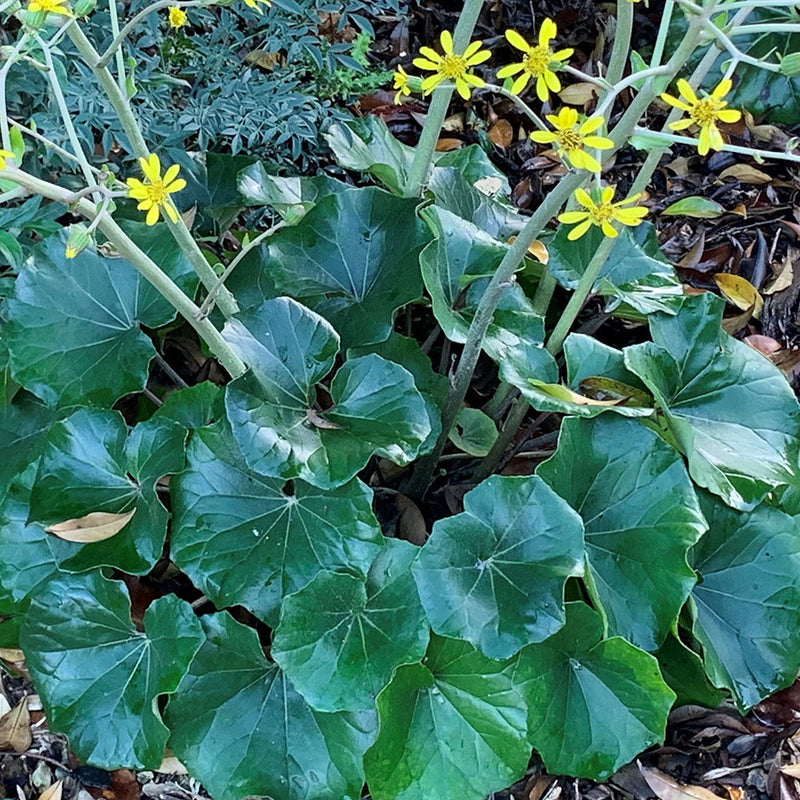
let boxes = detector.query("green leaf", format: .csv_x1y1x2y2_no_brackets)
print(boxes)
547,224,683,315
413,475,584,659
272,540,429,712
153,382,225,430
261,186,429,348
419,205,559,393
21,572,203,770
171,421,384,625
224,297,431,488
0,391,54,501
363,634,529,800
449,407,498,457
237,163,342,219
165,611,374,800
537,416,706,651
29,409,186,574
662,197,726,218
5,236,159,407
624,293,800,509
655,634,728,708
691,492,800,709
517,335,653,418
514,602,675,780
434,146,510,193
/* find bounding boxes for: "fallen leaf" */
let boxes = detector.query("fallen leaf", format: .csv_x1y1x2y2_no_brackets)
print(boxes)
719,163,772,184
0,649,24,663
745,335,781,356
38,781,63,800
488,118,513,148
473,176,503,196
558,82,598,105
434,137,463,152
305,408,342,430
0,698,31,752
528,240,549,264
46,509,136,543
529,380,625,406
781,766,800,778
714,273,764,317
640,766,723,800
156,754,189,775
765,249,795,295
662,197,725,218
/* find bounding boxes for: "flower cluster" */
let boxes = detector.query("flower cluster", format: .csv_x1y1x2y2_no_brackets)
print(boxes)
167,6,188,28
412,31,491,100
125,154,186,226
559,187,648,240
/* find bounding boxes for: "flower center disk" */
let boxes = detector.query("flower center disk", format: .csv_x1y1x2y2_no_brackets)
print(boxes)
440,54,468,78
524,47,551,76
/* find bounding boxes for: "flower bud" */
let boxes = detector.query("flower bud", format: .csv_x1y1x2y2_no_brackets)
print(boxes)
64,224,93,260
73,0,95,16
283,204,308,226
781,53,800,77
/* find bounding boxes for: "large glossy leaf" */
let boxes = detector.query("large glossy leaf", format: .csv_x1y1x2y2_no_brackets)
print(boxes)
224,297,431,488
260,186,428,347
547,223,682,315
20,572,203,769
5,236,179,407
0,391,53,501
624,293,800,509
28,409,187,574
363,634,529,800
655,634,727,709
514,602,675,779
237,163,342,219
165,611,374,800
171,421,384,625
537,416,706,651
691,492,800,710
413,475,584,659
517,334,653,418
419,205,559,391
273,540,429,712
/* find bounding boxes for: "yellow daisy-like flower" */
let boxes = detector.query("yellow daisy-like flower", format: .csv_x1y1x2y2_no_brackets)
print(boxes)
27,0,72,16
393,65,411,104
558,186,648,240
660,78,742,156
530,108,613,172
496,21,574,101
412,30,491,100
0,150,14,170
167,6,188,27
125,154,186,226
242,0,270,14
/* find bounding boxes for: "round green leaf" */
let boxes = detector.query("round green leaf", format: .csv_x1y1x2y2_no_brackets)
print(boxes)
224,297,431,488
262,185,428,347
273,540,429,712
537,416,706,651
514,602,675,780
661,197,725,218
624,293,800,510
5,237,157,407
691,492,800,709
165,611,374,800
171,421,384,625
364,634,529,800
29,409,187,574
20,572,203,769
413,475,585,659
655,634,727,709
449,407,498,457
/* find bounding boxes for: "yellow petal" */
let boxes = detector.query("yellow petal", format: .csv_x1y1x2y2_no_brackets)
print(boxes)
539,18,557,48
512,72,532,95
463,72,485,87
166,177,186,193
417,47,442,63
466,49,492,66
601,221,619,238
141,153,161,182
413,57,441,71
505,29,531,53
574,188,595,209
707,123,724,151
583,135,613,150
163,201,180,223
544,68,561,93
137,199,154,210
551,47,574,62
146,205,160,226
568,219,593,240
420,74,444,93
530,131,559,143
697,124,712,155
455,77,471,99
463,40,483,58
535,74,549,101
440,30,454,55
162,163,181,185
660,93,691,111
556,107,578,129
717,108,741,123
569,149,601,172
669,118,694,131
579,115,605,134
558,210,590,224
676,78,697,104
600,185,615,204
712,78,732,99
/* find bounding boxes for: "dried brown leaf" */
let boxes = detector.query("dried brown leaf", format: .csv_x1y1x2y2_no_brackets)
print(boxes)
765,249,795,295
714,273,763,316
558,82,598,105
0,698,31,752
719,163,772,184
38,781,63,800
46,509,136,543
640,766,722,800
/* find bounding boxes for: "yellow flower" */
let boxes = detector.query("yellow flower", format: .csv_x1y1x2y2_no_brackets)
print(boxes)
393,65,411,104
242,0,270,14
125,154,186,226
167,6,187,27
558,186,648,240
661,78,742,156
413,30,491,100
530,108,613,172
27,0,72,15
0,150,14,170
496,21,574,101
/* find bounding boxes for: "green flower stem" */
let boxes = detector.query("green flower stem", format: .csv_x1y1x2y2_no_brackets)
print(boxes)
633,126,800,163
3,166,246,378
606,0,634,86
481,84,548,129
699,18,782,71
97,0,209,67
532,269,557,317
472,394,528,482
594,64,670,119
34,35,98,195
0,32,31,150
482,382,516,419
545,236,617,356
66,22,240,318
650,0,675,67
562,65,609,88
729,22,800,33
404,8,712,496
402,0,486,197
106,0,127,95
